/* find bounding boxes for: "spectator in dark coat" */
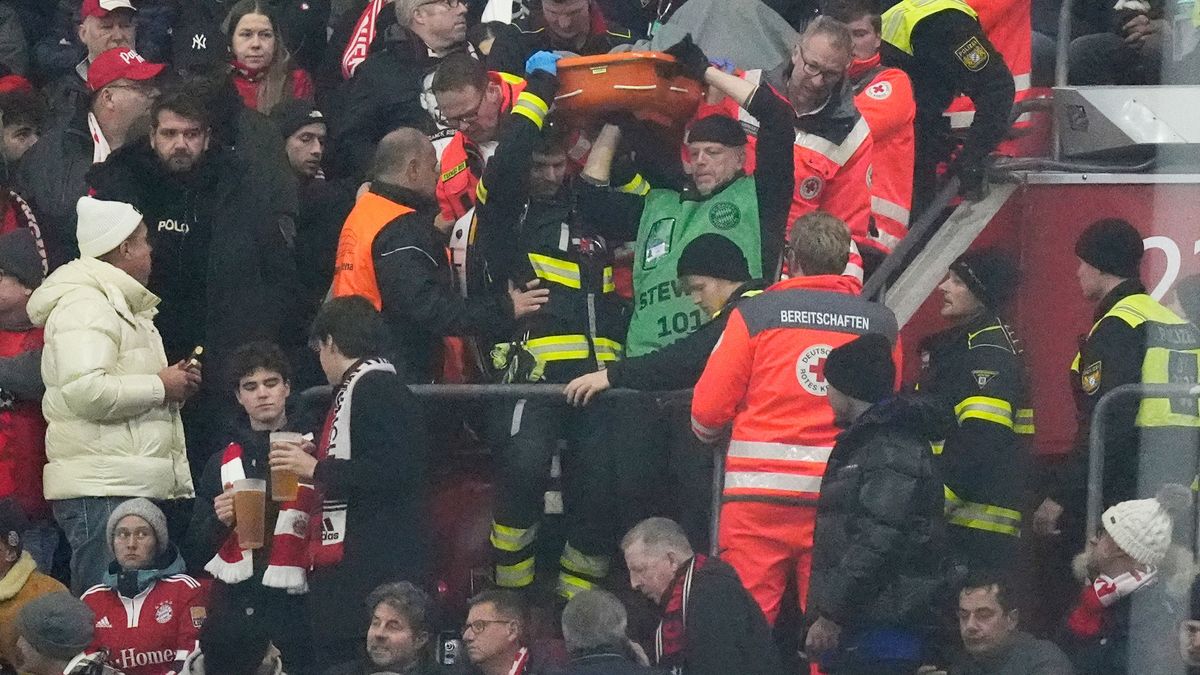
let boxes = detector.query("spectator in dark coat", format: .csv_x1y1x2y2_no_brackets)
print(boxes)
269,296,431,669
620,517,784,675
42,0,136,127
87,88,300,462
806,333,946,674
328,0,472,180
485,0,635,74
554,589,663,675
17,46,161,270
325,581,443,675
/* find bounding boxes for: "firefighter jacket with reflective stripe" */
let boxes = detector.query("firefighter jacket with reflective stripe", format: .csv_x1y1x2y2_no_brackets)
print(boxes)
918,315,1032,539
330,190,415,309
944,0,1034,137
1071,291,1200,429
850,55,915,254
473,71,634,382
434,72,525,221
718,68,874,249
881,0,1014,172
691,274,900,505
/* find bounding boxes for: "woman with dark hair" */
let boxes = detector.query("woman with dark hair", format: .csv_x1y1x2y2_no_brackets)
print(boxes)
224,0,313,114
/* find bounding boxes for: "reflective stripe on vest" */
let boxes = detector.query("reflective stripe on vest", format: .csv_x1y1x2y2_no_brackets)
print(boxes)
724,472,823,498
882,0,979,55
527,253,615,293
871,196,911,228
944,485,1021,536
1072,294,1200,428
955,395,1014,428
524,334,624,362
331,192,415,309
727,440,833,464
796,116,870,168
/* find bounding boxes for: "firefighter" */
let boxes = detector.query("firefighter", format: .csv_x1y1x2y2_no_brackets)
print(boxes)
690,212,901,624
1034,219,1200,541
825,0,915,258
473,51,645,599
880,0,1015,210
917,249,1031,572
430,54,526,222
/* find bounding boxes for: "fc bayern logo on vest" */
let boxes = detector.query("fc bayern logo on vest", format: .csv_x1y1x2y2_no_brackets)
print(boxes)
795,344,833,396
708,202,740,230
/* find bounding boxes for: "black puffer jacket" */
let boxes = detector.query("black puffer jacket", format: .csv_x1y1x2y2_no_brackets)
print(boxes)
808,395,949,630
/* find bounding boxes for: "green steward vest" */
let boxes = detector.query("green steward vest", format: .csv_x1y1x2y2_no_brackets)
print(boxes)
625,176,762,357
1071,293,1200,428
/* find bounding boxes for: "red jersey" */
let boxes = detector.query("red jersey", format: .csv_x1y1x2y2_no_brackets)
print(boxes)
83,575,209,675
691,274,900,504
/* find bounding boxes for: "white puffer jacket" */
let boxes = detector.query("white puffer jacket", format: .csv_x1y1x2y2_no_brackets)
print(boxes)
27,257,193,500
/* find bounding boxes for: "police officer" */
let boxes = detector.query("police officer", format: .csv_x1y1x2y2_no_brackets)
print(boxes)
880,0,1015,209
917,249,1031,572
1034,219,1200,540
473,51,643,599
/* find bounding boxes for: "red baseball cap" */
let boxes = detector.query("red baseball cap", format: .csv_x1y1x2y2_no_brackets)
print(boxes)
81,0,136,19
87,47,164,92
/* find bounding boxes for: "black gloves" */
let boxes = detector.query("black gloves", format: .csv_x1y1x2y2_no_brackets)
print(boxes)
664,34,710,82
949,155,989,201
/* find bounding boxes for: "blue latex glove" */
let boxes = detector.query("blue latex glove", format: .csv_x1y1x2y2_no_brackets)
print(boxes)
711,57,736,74
526,51,563,76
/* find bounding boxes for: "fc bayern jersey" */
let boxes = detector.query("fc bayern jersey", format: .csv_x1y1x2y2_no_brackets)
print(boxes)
82,575,209,675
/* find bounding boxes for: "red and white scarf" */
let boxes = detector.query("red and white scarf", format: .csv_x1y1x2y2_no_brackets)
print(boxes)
341,0,388,79
310,358,396,568
655,554,709,673
204,443,318,594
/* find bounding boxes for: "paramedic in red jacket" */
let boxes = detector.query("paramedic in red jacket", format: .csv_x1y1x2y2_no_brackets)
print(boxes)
690,212,901,624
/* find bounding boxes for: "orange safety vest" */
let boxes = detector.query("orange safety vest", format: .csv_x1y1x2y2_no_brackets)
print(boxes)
851,55,916,254
944,0,1033,148
331,191,414,309
691,274,900,504
435,72,526,221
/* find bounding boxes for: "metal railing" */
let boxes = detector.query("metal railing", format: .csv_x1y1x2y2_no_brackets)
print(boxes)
1085,383,1200,541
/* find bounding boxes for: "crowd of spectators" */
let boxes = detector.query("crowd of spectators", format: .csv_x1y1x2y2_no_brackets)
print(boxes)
0,0,1195,674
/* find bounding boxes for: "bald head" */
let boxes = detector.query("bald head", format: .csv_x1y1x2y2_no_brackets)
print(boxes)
371,128,439,198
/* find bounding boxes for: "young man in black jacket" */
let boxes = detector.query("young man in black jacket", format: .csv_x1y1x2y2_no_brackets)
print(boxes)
184,341,318,675
269,296,432,669
807,333,946,674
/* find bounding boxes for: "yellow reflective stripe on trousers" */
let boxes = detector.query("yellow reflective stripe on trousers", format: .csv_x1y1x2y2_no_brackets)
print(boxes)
954,396,1014,428
602,266,615,293
594,337,623,362
525,335,590,361
490,521,538,552
727,440,833,463
1015,408,1035,435
557,572,595,599
495,556,535,588
560,543,609,578
528,253,581,288
944,485,1021,536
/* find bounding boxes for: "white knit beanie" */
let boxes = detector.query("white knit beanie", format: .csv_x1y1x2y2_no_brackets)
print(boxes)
75,196,143,258
1101,483,1192,566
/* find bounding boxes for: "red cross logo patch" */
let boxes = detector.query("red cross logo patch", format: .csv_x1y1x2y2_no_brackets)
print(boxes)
866,81,892,100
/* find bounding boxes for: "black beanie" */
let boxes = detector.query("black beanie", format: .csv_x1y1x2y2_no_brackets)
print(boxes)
949,248,1018,310
824,334,895,403
686,114,747,147
0,228,44,289
676,234,751,282
0,497,28,551
269,99,325,139
1075,218,1143,278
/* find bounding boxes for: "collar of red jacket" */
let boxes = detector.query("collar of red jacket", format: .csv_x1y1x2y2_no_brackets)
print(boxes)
768,273,863,295
232,60,267,82
847,53,881,80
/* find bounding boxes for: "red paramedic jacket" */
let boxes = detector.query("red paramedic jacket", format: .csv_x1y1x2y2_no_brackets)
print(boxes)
691,274,901,505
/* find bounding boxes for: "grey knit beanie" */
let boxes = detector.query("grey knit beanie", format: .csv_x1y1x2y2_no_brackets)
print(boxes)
17,592,94,661
106,498,169,556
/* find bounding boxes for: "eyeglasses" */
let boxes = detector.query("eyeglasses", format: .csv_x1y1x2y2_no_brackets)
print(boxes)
106,82,160,99
114,528,155,543
420,0,464,9
794,44,844,81
439,91,486,129
461,619,513,636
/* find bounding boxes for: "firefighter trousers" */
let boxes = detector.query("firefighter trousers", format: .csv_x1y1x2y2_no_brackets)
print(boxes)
718,500,817,625
488,396,664,598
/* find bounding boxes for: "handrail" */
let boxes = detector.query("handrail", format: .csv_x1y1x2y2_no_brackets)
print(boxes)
1052,0,1074,160
301,383,692,403
861,176,960,302
1085,383,1200,541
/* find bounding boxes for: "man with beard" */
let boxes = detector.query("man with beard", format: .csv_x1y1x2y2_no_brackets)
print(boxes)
88,88,299,464
18,46,161,270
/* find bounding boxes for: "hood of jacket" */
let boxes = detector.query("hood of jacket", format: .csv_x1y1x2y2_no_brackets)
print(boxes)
768,273,862,295
27,257,159,327
847,394,952,442
762,59,862,144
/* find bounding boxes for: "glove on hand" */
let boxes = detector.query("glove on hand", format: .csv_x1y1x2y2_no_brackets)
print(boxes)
526,51,563,76
664,34,709,82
